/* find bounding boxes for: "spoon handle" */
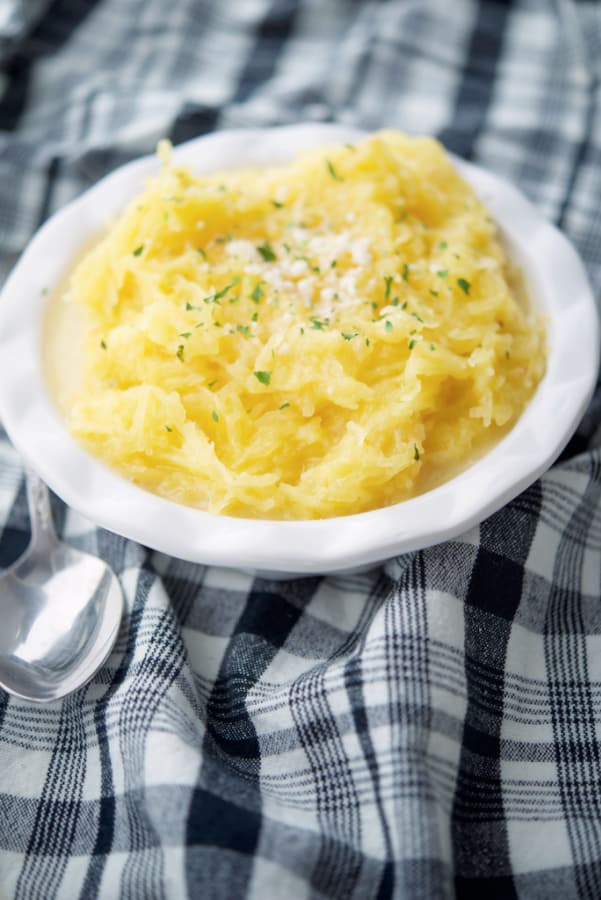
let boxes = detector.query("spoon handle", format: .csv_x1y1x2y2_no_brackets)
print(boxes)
25,468,58,551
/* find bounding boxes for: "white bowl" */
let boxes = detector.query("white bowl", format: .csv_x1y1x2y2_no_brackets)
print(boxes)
0,125,598,576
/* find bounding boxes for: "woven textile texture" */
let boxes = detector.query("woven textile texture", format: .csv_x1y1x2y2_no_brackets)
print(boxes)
1,1,601,897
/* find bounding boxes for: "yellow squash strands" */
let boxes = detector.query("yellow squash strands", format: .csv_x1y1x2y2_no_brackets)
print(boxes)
62,131,546,519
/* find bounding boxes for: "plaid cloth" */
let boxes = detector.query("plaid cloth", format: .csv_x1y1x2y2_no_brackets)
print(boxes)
1,0,601,897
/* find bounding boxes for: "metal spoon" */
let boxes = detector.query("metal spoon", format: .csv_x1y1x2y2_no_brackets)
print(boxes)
0,468,123,703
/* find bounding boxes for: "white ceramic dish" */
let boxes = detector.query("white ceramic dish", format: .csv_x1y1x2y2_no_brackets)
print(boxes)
0,125,598,576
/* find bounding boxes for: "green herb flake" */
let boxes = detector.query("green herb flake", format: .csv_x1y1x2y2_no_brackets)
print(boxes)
331,259,337,269
207,380,218,388
257,241,277,262
236,325,251,339
438,241,448,250
164,426,173,434
408,339,417,350
365,337,371,347
392,297,399,306
457,277,471,295
251,311,259,322
271,200,284,209
345,143,356,151
384,275,393,299
429,290,439,297
412,312,424,323
310,317,326,330
211,410,219,422
204,277,241,305
402,263,410,282
385,320,393,332
251,282,264,304
133,244,144,257
197,247,207,259
437,269,448,279
254,370,271,386
401,300,408,310
179,332,192,339
414,444,420,461
176,344,185,362
300,327,305,335
279,402,291,410
341,332,359,341
100,339,107,350
326,158,342,181
429,343,436,351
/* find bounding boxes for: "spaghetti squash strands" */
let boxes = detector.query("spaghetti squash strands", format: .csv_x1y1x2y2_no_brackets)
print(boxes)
47,132,546,519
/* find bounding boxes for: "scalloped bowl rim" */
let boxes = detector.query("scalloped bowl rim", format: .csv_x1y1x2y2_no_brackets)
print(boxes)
0,124,598,575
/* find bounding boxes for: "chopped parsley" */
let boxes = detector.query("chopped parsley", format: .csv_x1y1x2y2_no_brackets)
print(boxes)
236,324,251,339
254,370,271,385
401,300,408,310
179,332,192,339
310,316,327,330
257,241,277,262
429,290,439,297
211,410,219,422
251,282,264,304
384,275,393,299
402,263,410,282
197,247,207,259
176,344,185,362
385,320,393,332
411,312,424,323
271,199,284,209
251,311,259,322
165,425,173,433
279,402,291,410
408,339,417,350
100,340,107,350
457,277,471,295
414,444,420,461
437,269,448,279
206,277,241,304
438,241,448,250
331,259,338,268
326,159,343,181
133,245,144,257
341,332,359,341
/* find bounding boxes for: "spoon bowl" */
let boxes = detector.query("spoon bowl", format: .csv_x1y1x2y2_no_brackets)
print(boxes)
0,469,123,703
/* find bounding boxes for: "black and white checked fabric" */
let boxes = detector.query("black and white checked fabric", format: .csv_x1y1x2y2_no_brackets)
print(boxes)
1,1,601,897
